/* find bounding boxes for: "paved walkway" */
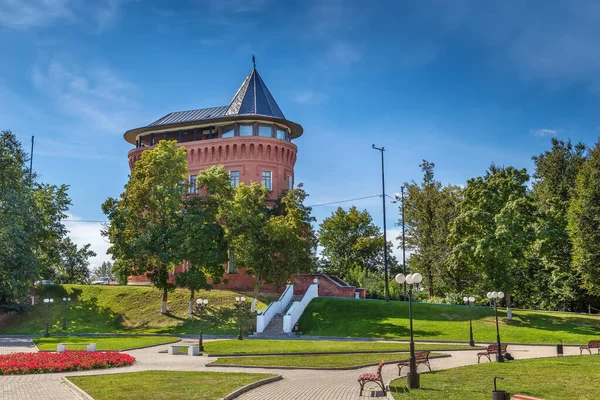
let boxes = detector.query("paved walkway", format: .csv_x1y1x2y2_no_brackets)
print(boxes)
0,337,584,400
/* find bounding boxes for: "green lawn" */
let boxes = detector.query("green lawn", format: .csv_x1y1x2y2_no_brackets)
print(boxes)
209,352,444,368
299,298,600,344
390,355,600,400
1,284,274,335
69,371,276,400
203,339,475,355
34,336,179,351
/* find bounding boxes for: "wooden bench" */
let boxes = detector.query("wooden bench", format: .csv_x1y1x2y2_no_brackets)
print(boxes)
511,395,544,400
358,360,386,396
579,340,600,355
168,344,200,356
477,344,508,363
57,343,96,353
397,351,432,375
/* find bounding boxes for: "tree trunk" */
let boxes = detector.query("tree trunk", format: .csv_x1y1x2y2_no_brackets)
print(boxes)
252,275,261,312
506,293,513,321
161,287,168,314
427,270,434,298
188,289,195,315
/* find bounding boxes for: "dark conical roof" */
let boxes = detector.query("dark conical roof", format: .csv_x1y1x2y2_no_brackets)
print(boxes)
225,68,285,119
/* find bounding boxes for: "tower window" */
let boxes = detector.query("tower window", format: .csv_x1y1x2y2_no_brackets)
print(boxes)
261,171,272,190
189,175,197,194
222,126,234,138
228,251,237,274
287,175,293,190
259,125,273,137
239,124,253,136
276,129,289,141
230,170,240,188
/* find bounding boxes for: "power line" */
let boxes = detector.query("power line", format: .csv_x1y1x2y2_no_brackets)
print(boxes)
64,194,389,223
65,220,107,223
308,194,381,208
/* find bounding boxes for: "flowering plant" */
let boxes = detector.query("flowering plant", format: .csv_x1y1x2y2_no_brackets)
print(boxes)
0,351,135,375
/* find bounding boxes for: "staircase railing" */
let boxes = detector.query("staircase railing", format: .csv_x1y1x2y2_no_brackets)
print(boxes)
256,284,293,333
283,283,318,333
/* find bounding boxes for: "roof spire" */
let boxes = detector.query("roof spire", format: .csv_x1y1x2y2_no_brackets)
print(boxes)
252,54,256,70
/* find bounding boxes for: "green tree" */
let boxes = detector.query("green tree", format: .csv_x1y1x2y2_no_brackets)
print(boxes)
532,139,587,309
1,130,83,303
400,161,460,298
318,206,396,295
448,165,537,319
176,166,232,314
568,140,600,297
227,182,315,301
54,238,96,284
0,130,39,303
91,261,114,281
102,140,188,314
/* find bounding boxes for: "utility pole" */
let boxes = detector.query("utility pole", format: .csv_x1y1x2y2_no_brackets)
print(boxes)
372,144,389,302
401,184,407,299
29,136,35,179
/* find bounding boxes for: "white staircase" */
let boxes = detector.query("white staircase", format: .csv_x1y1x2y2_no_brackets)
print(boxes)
254,284,318,337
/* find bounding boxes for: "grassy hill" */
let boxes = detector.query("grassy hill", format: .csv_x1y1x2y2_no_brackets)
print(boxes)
0,284,275,335
298,297,600,345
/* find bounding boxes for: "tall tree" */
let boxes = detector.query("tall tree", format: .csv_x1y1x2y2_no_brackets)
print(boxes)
227,182,315,301
318,206,395,291
532,139,587,309
400,161,460,298
102,140,188,314
0,130,39,303
568,140,600,297
448,165,536,319
91,261,114,281
176,166,232,314
1,130,84,303
54,238,96,284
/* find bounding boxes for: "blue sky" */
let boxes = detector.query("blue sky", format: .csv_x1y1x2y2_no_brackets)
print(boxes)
2,0,600,267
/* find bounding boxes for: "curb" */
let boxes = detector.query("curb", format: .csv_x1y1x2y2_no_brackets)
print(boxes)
222,375,283,399
61,377,94,400
206,348,479,357
36,338,182,352
207,354,451,371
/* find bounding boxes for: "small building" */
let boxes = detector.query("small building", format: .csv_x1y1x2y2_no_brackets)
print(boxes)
123,62,365,298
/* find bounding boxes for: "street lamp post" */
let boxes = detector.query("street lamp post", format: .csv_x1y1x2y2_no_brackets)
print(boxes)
372,144,390,302
234,296,247,340
62,297,71,331
487,291,505,362
196,298,208,352
43,298,54,337
463,296,476,346
395,272,423,389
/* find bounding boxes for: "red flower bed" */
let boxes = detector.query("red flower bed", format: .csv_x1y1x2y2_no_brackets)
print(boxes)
0,351,135,375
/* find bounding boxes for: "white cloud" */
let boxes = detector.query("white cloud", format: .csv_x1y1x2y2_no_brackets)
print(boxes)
327,42,362,65
0,0,129,32
64,215,112,270
32,60,143,135
531,128,559,137
293,90,326,105
386,228,413,262
0,0,73,29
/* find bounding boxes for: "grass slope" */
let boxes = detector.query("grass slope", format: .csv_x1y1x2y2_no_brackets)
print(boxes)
390,355,600,400
209,352,443,368
69,371,276,400
34,336,179,351
299,298,600,344
1,285,274,335
203,339,474,355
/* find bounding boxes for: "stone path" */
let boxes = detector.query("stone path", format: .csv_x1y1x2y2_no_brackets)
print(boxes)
0,337,584,400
